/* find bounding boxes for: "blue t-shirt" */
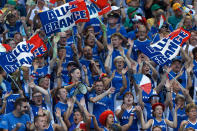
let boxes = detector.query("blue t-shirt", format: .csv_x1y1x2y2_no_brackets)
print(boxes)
118,106,139,130
193,60,197,78
30,103,47,117
0,80,12,94
106,25,128,44
0,112,30,131
84,18,101,34
184,119,197,130
54,101,73,123
151,118,167,131
6,94,21,114
112,71,130,100
44,123,54,131
111,48,128,71
132,39,151,61
30,65,50,84
3,21,25,38
168,70,187,88
88,92,113,127
168,107,187,131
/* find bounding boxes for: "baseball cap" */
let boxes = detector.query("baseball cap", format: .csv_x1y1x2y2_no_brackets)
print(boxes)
151,4,161,12
127,7,137,14
107,12,120,18
172,3,182,11
172,56,182,63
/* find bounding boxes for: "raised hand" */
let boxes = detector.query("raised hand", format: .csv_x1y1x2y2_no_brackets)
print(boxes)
55,108,62,118
38,107,44,116
121,104,127,111
67,98,74,108
71,44,77,54
106,87,115,95
134,105,142,113
29,82,36,89
4,91,12,100
111,70,116,78
128,38,134,48
107,44,113,53
122,67,128,75
82,65,88,74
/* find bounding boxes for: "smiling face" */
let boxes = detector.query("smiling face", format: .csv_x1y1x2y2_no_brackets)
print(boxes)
71,69,81,81
137,25,147,41
189,31,197,46
40,77,50,90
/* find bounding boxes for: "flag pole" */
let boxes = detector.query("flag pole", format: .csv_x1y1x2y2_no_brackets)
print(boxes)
163,68,185,89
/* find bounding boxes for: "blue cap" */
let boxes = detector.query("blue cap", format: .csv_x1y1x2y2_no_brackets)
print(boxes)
172,56,182,63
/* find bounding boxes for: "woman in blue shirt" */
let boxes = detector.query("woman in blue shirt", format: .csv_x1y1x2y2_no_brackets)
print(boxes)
115,92,140,130
91,110,133,131
138,103,178,131
179,103,197,131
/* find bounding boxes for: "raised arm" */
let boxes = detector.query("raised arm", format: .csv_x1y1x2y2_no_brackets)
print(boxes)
0,92,12,114
103,70,115,88
89,87,115,103
119,68,128,95
121,114,134,130
90,115,103,131
82,65,90,86
154,73,167,94
137,106,153,129
119,47,132,70
165,105,178,128
29,82,50,104
54,108,68,131
104,45,113,74
90,33,104,51
63,98,74,128
115,104,127,120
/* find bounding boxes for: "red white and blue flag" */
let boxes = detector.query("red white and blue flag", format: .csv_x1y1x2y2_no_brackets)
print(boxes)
137,28,191,66
39,0,111,36
0,34,47,74
133,74,152,94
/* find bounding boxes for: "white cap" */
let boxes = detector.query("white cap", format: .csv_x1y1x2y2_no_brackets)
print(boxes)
111,6,120,11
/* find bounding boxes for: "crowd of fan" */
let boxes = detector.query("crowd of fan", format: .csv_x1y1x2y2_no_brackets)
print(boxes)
0,0,197,130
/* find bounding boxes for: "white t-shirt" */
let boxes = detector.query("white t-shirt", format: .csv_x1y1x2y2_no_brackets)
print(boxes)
29,6,49,21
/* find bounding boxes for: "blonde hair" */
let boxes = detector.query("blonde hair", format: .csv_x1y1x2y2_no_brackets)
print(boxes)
113,56,125,64
186,103,197,113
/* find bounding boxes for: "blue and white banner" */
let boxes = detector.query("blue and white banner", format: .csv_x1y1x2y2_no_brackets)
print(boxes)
39,0,111,36
0,34,47,74
137,28,191,66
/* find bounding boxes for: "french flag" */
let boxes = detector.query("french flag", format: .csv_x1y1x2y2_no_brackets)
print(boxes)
133,74,152,94
158,15,166,29
0,44,12,53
